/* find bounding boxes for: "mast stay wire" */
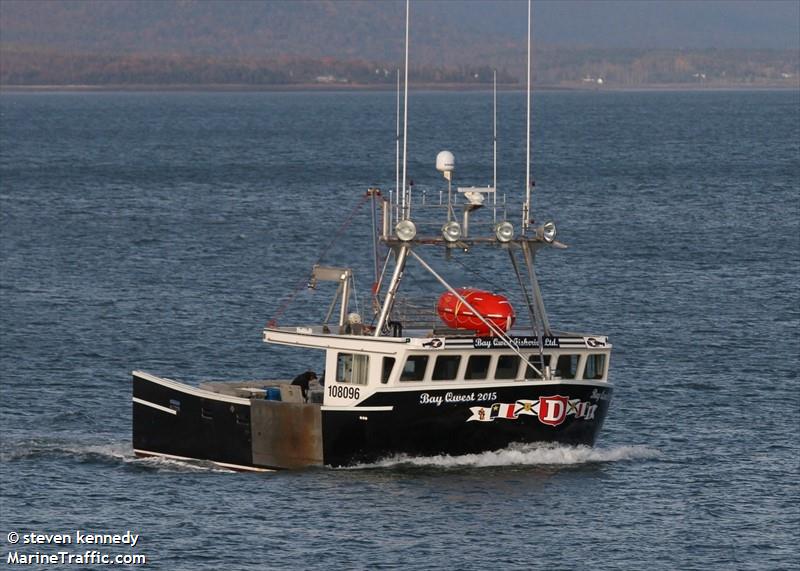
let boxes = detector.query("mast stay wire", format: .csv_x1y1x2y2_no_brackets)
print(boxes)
385,247,529,327
446,250,508,293
267,193,370,326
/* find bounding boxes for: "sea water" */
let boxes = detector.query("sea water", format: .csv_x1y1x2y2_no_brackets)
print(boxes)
1,90,798,569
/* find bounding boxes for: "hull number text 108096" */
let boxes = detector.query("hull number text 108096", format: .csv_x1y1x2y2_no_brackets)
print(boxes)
329,385,361,400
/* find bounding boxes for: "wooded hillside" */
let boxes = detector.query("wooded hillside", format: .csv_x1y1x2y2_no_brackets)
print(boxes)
1,46,796,88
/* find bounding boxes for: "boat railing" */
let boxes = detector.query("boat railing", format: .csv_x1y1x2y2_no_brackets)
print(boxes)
389,297,439,330
388,296,533,334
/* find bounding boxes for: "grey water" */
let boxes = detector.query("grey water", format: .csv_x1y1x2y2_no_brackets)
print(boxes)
1,89,798,570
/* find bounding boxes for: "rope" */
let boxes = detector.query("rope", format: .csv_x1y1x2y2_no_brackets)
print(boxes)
267,194,370,327
314,194,370,266
448,253,507,292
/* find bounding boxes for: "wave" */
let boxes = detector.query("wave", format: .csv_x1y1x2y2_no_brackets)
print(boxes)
348,442,660,470
1,439,234,473
3,438,659,474
125,453,235,474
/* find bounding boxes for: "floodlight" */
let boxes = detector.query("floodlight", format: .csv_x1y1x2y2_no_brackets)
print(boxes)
538,221,557,243
495,221,514,243
395,219,417,241
442,221,462,242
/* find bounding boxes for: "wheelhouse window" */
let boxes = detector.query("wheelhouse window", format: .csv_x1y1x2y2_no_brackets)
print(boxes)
432,355,461,381
524,354,551,379
400,355,428,382
584,353,606,380
464,355,491,380
337,353,370,385
381,357,396,384
495,355,520,380
555,354,580,379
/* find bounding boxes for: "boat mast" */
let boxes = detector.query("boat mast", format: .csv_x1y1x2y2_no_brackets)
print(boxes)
395,68,400,227
518,0,552,344
401,0,411,220
373,244,409,336
375,0,412,336
523,0,532,234
493,69,497,226
521,242,551,335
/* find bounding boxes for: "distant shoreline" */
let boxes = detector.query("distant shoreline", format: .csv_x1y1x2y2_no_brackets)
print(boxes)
1,82,797,93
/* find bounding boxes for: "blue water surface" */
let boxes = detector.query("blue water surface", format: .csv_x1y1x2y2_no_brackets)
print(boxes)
1,89,798,570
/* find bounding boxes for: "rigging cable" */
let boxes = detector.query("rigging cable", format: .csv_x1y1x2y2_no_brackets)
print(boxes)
447,252,507,293
267,194,369,327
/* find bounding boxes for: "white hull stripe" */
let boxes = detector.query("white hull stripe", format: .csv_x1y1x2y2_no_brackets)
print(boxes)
133,449,275,472
373,379,612,393
132,397,177,415
133,370,251,406
321,405,394,412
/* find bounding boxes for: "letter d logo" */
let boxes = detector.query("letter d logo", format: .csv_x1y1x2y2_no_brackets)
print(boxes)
538,395,569,426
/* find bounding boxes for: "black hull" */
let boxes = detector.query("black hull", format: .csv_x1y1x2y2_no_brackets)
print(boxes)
133,373,256,470
321,384,612,467
133,372,612,469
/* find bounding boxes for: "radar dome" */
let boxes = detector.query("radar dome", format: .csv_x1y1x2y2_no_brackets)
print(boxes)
436,150,455,173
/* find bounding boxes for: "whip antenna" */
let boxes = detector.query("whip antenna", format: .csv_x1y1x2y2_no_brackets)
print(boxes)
396,68,400,226
523,0,532,233
401,0,410,220
493,68,497,224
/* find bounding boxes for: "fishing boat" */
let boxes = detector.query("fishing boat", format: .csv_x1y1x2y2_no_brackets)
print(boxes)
132,1,613,471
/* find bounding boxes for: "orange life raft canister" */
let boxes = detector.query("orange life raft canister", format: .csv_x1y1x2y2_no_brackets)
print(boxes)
436,288,515,335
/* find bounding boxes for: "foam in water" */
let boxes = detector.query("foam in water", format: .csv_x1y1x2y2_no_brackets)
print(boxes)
4,439,658,473
129,454,235,474
78,443,227,472
2,439,234,473
349,442,660,470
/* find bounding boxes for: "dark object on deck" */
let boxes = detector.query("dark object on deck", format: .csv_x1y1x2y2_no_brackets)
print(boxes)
291,371,318,399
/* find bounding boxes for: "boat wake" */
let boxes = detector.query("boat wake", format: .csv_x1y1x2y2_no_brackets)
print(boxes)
1,439,234,474
348,442,660,470
126,453,235,474
3,438,657,473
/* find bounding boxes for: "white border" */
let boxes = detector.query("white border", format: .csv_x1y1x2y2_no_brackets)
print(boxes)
132,397,177,415
133,371,251,406
133,449,275,472
320,405,394,412
375,379,612,393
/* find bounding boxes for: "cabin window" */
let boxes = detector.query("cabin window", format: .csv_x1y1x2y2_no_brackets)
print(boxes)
524,354,551,379
584,354,606,380
400,355,428,382
337,353,370,385
464,355,491,380
381,357,396,384
495,355,520,380
432,355,461,381
555,354,580,379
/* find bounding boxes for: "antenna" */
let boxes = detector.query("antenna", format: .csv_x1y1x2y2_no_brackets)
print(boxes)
396,68,400,226
493,68,497,225
523,0,532,233
401,0,410,220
